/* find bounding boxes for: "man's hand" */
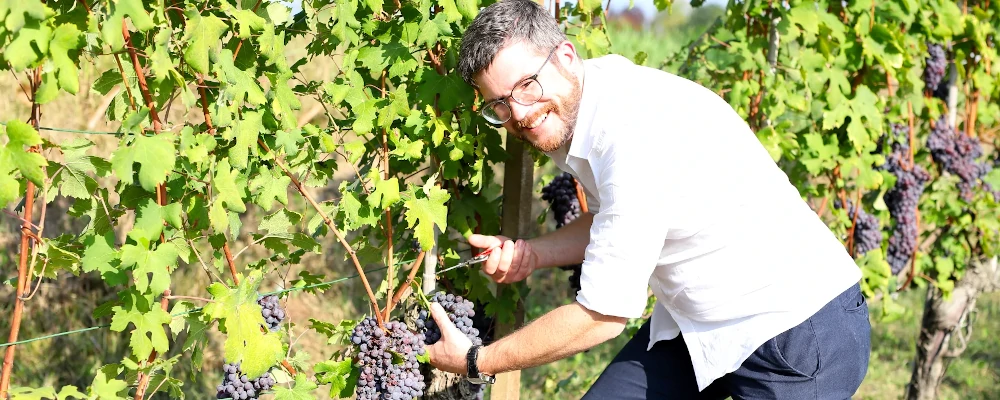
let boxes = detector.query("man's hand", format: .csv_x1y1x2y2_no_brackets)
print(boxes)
468,234,538,283
425,302,474,375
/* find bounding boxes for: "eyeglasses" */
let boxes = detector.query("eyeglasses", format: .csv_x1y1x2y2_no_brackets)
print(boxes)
480,45,559,125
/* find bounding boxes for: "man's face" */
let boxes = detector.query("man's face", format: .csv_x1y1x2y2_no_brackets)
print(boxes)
475,41,582,153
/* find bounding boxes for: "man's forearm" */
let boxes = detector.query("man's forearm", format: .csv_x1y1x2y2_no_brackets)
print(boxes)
477,301,624,376
529,212,593,269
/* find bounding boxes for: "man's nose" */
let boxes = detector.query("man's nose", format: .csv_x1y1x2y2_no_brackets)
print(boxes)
509,101,533,123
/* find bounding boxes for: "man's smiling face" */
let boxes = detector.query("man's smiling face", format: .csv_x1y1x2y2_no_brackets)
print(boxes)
474,40,583,153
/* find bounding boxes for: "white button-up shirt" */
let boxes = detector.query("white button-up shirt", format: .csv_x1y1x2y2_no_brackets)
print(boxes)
543,54,862,391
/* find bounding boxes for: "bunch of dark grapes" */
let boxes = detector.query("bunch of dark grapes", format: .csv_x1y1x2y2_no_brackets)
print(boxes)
540,172,583,290
924,43,947,95
351,317,426,400
215,362,275,399
883,125,929,274
415,292,483,346
833,199,882,257
926,116,994,201
257,294,284,331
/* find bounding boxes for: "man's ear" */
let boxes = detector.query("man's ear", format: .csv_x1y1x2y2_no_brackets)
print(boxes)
555,40,580,70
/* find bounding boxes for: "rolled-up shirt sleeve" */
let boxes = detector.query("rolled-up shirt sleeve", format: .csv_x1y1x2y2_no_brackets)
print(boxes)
575,131,670,319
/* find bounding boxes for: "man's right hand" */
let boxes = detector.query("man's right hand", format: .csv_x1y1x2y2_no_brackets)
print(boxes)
468,234,538,284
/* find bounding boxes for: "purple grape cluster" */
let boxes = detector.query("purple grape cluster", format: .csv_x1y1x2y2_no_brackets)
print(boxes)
924,43,947,93
351,317,427,400
540,172,583,290
415,292,483,346
215,362,275,399
257,294,284,331
926,116,993,201
833,199,882,257
883,124,929,274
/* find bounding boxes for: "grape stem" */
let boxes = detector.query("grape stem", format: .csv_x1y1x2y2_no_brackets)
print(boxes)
384,251,427,320
0,67,42,399
256,139,385,329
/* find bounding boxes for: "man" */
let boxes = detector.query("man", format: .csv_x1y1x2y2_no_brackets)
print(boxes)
425,0,872,398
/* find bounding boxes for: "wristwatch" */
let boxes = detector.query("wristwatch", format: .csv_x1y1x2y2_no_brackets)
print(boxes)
466,345,496,384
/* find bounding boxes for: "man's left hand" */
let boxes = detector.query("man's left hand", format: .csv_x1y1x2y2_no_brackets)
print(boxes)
425,302,475,375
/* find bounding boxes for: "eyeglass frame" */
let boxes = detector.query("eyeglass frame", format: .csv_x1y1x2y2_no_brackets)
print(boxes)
480,45,560,125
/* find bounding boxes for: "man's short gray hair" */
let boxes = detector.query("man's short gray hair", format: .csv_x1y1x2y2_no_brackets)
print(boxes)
458,0,567,87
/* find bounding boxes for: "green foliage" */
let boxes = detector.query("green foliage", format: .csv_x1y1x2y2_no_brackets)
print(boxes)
0,0,624,396
662,0,1000,319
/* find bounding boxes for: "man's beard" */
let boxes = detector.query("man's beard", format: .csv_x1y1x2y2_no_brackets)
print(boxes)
513,72,582,153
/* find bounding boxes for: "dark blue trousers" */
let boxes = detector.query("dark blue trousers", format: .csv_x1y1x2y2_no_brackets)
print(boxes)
582,283,872,399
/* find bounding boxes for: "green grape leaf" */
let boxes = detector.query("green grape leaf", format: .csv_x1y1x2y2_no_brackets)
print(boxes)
230,110,262,170
214,49,267,106
120,241,177,294
404,180,450,250
203,270,284,378
49,22,84,94
128,199,183,243
210,158,247,233
251,166,291,210
81,232,119,275
1,120,48,188
90,365,129,400
352,98,380,134
180,126,216,163
259,25,291,73
415,68,473,111
101,0,154,51
53,138,104,199
110,132,176,192
358,43,418,78
109,298,172,360
183,10,227,75
315,359,357,398
368,171,400,209
342,140,366,164
456,0,478,20
273,373,319,400
6,20,52,71
266,2,291,25
2,0,53,32
269,73,301,131
228,7,265,38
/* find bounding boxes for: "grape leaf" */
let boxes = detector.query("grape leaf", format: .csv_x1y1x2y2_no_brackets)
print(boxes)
226,6,265,38
269,73,301,131
128,199,183,243
52,138,105,199
456,0,478,20
110,132,177,192
229,110,262,170
101,0,154,51
1,120,48,192
403,179,450,250
81,232,119,274
109,296,172,360
6,20,52,71
259,24,291,74
352,98,380,134
367,171,400,209
183,10,227,75
2,0,53,32
120,241,177,294
273,373,319,400
48,22,84,94
250,166,291,210
314,359,356,398
415,68,473,111
214,49,267,106
203,270,284,378
89,365,129,400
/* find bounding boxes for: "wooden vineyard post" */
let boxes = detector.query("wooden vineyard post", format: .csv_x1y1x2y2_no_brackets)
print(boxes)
493,136,533,400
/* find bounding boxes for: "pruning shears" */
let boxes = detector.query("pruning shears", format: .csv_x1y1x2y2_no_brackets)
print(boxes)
435,247,498,275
